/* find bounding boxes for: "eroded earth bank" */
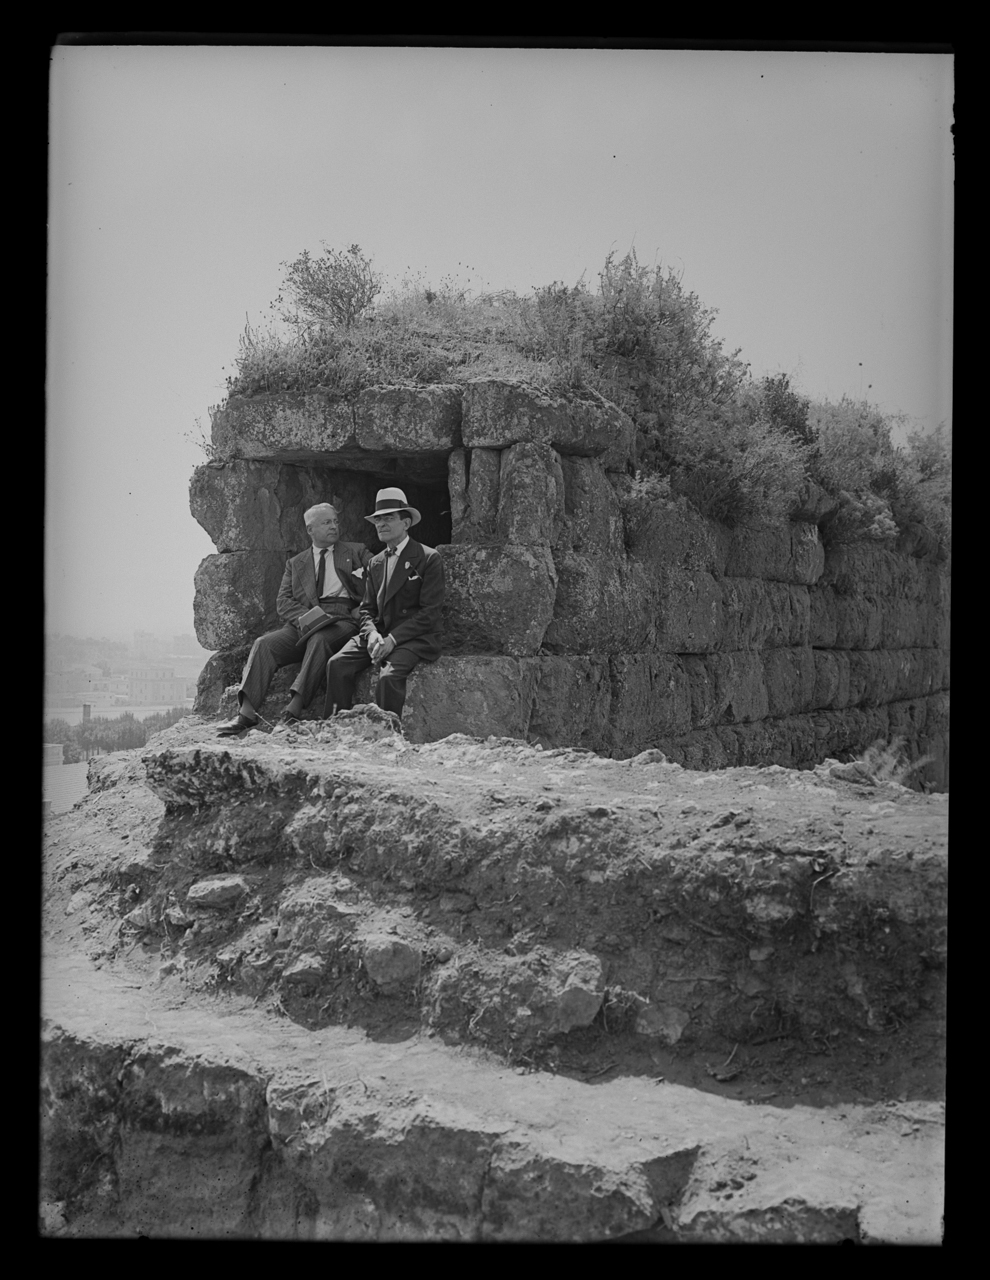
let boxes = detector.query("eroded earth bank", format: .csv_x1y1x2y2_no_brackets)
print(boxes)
42,710,946,1242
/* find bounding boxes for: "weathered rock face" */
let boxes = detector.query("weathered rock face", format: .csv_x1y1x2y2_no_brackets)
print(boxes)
127,721,946,1058
41,717,946,1241
192,380,949,789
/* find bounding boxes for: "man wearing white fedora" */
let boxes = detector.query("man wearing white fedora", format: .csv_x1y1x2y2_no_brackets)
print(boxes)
325,487,445,720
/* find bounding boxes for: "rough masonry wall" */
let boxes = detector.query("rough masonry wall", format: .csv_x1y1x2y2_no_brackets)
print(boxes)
191,379,949,789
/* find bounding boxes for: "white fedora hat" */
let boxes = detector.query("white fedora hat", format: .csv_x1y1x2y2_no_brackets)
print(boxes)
364,487,421,527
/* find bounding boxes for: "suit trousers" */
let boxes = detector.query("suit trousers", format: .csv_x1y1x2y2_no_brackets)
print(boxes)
238,620,358,714
324,638,424,718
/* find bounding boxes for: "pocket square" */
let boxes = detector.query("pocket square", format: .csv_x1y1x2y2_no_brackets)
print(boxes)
353,567,365,579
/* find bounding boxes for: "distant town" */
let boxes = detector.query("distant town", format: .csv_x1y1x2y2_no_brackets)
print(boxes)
44,630,211,716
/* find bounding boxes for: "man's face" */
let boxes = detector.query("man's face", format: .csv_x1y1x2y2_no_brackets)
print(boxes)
371,512,412,547
306,511,339,549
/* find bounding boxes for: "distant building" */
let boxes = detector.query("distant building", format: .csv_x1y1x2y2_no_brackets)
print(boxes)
44,665,104,706
127,663,189,705
43,743,64,766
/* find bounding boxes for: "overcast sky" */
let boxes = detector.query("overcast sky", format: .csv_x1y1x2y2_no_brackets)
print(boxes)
46,45,953,644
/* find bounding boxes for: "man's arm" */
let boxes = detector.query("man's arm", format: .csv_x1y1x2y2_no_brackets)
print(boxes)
276,557,308,627
377,549,445,651
358,564,381,646
350,544,374,613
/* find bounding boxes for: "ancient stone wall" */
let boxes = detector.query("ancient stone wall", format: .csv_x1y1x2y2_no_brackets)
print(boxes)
191,379,949,789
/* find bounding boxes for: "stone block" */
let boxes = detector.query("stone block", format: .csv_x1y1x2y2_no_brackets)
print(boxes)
886,697,929,743
623,493,730,575
655,568,722,653
784,585,812,648
790,522,826,585
763,647,817,717
191,460,290,552
808,587,838,648
450,448,501,543
211,392,357,460
193,552,288,650
195,647,250,714
353,385,462,453
549,952,606,1032
681,653,736,728
447,448,469,538
497,442,560,544
608,654,694,751
187,876,251,909
190,461,376,553
718,579,808,651
439,545,557,657
211,386,461,461
361,935,423,988
833,595,884,650
720,653,769,724
462,378,635,461
544,554,655,654
820,543,933,600
812,650,851,710
846,651,885,706
555,455,625,557
401,657,540,744
526,656,611,751
725,525,794,580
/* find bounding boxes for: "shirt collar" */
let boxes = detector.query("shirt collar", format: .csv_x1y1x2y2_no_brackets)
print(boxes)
387,535,410,557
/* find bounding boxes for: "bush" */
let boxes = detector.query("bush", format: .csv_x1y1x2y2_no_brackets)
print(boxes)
806,396,899,495
819,489,899,548
219,246,949,548
759,374,812,446
225,246,751,423
890,424,951,550
279,243,382,331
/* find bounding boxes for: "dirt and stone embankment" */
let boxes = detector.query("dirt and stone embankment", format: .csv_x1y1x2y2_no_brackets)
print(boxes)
42,712,945,1240
190,380,949,789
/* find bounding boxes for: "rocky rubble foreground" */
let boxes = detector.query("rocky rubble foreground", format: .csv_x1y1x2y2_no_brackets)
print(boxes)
41,711,946,1242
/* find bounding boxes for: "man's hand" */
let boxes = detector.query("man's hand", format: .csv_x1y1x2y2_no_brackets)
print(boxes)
368,632,395,663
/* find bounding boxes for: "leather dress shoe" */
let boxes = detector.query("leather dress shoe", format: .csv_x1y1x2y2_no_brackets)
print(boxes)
216,713,259,737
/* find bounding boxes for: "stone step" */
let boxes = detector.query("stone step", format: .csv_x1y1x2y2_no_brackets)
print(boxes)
41,950,943,1242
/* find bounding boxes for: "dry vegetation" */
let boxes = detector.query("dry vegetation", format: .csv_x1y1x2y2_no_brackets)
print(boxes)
221,245,950,544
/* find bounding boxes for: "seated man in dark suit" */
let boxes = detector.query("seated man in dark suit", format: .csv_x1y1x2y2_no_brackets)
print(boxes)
325,487,444,721
217,504,373,736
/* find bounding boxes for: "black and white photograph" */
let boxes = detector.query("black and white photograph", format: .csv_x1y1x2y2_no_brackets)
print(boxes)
43,38,950,1242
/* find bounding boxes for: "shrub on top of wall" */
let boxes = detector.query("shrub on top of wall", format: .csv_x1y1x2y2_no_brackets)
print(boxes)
217,245,949,544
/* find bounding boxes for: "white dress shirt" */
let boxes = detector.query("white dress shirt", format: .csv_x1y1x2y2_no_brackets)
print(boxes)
313,544,347,598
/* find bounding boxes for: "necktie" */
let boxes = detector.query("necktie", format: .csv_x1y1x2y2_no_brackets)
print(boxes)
378,548,395,614
316,548,327,598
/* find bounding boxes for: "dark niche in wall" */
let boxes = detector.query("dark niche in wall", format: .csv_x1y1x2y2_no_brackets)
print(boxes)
284,454,452,555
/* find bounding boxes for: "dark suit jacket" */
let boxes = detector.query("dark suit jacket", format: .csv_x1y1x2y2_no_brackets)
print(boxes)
277,542,373,632
359,538,444,661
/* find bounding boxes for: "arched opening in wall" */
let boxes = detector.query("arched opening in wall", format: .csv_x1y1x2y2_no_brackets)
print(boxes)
300,454,452,554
